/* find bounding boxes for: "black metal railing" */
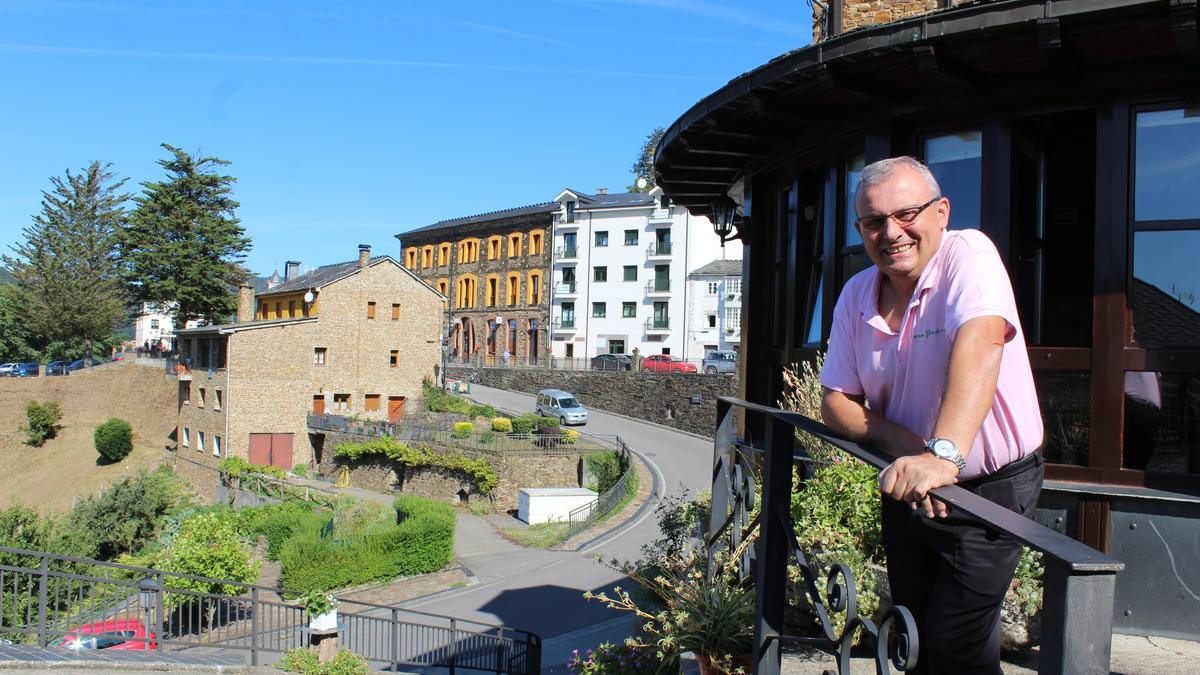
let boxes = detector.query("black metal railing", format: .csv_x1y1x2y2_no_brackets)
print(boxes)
647,242,673,256
710,397,1124,675
644,317,670,331
0,545,540,673
566,439,635,538
555,246,578,258
553,317,576,329
645,280,671,294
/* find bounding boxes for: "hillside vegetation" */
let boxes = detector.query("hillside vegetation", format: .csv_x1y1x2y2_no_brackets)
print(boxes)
0,361,176,513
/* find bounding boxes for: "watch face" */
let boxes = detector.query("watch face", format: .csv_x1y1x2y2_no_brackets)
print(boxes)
930,439,957,458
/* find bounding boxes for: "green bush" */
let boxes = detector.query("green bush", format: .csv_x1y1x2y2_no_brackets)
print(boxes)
561,429,579,444
334,438,497,493
491,417,513,433
94,418,133,462
510,416,537,435
585,451,627,494
255,502,331,560
279,647,367,674
422,381,471,413
68,466,190,560
535,415,559,428
452,421,473,438
156,512,260,612
24,400,61,447
217,456,287,480
292,464,309,478
467,403,497,418
278,496,454,593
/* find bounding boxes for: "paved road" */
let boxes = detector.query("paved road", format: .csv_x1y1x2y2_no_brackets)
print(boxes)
400,384,712,670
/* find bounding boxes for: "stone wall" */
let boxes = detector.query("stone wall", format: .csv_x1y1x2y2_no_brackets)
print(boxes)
814,0,942,41
451,366,738,437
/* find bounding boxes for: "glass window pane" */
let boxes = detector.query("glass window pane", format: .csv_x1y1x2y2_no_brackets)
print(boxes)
1132,231,1200,348
844,154,865,247
804,273,823,345
1034,370,1091,467
1124,371,1200,473
1134,109,1200,222
840,251,872,288
924,131,982,231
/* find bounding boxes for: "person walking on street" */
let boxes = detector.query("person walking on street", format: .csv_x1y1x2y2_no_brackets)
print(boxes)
819,156,1044,674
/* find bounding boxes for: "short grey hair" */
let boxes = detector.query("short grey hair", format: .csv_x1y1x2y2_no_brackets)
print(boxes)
855,156,942,208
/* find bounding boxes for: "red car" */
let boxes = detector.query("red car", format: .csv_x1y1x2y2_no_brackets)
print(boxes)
51,618,157,651
642,354,698,373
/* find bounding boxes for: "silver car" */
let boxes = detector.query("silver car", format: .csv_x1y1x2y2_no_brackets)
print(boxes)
535,389,588,426
702,350,738,374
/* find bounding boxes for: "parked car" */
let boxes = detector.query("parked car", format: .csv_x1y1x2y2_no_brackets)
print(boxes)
65,358,103,374
535,389,588,426
590,353,633,371
702,350,739,374
642,354,698,373
0,363,16,377
50,618,156,651
45,360,70,376
10,362,40,377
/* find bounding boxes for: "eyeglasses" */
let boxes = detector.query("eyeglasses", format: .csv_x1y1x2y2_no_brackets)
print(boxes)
855,196,941,233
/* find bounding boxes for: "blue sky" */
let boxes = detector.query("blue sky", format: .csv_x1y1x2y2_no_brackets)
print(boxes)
0,0,807,276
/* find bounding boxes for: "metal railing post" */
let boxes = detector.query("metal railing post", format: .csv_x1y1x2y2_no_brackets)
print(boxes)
1039,561,1118,674
36,556,48,647
495,627,505,674
153,572,164,651
391,608,401,671
250,586,260,666
449,618,458,675
752,415,791,675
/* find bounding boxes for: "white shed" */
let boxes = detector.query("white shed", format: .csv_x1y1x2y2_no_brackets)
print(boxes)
517,487,598,525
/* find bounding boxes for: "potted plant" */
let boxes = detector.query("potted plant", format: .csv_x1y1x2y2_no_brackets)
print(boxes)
302,591,339,632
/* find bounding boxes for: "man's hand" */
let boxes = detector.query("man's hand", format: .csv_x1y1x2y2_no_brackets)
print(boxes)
879,453,959,518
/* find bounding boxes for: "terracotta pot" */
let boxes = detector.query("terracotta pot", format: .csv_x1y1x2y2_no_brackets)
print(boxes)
696,653,754,675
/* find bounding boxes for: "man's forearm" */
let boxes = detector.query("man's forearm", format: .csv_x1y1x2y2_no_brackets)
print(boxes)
930,316,1007,456
821,389,924,457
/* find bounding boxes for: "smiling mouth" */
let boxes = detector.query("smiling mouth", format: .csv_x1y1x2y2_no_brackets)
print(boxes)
884,243,915,255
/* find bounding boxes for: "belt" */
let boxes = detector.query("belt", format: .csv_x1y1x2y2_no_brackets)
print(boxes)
960,449,1043,488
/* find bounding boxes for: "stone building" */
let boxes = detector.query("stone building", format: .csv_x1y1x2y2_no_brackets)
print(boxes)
397,203,557,366
173,244,444,481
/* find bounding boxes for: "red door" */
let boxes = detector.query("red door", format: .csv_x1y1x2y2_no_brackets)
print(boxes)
388,396,406,423
248,433,272,466
247,432,294,469
312,395,325,416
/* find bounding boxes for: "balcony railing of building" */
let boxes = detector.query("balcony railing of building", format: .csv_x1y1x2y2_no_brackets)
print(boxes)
647,242,673,256
644,280,671,295
644,317,670,331
552,317,576,330
649,207,673,222
710,397,1124,675
555,281,577,294
555,246,578,259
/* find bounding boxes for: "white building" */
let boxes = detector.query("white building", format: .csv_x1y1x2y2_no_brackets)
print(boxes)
133,303,180,350
685,260,743,357
548,187,739,361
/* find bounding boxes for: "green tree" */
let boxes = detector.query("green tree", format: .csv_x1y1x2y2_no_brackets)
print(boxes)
24,400,62,447
119,144,251,327
628,127,665,192
157,512,259,626
0,284,41,362
2,162,129,359
94,417,134,463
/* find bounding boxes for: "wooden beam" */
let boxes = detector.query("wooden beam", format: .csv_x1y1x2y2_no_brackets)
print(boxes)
911,45,983,89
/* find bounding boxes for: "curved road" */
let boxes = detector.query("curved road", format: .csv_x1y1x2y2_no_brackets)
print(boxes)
400,383,712,670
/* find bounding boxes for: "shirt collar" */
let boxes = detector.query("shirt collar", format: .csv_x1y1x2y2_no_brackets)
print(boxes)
858,232,952,332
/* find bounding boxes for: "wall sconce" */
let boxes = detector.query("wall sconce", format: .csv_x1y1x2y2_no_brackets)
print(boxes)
710,195,742,247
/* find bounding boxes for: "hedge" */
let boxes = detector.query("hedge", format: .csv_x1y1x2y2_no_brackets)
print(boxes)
491,418,513,433
254,502,331,560
278,496,454,593
94,418,133,462
334,437,498,493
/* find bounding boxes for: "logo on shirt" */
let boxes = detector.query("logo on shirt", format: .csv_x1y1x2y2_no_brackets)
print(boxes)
913,327,946,339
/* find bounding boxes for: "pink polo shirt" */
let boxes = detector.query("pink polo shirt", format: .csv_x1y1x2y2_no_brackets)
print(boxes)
820,229,1043,480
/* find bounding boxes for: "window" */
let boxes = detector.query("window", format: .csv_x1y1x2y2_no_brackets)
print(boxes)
197,431,205,452
708,314,717,328
215,390,222,411
725,307,741,331
594,266,608,282
391,303,400,320
364,394,381,412
592,302,606,318
622,302,636,318
288,300,296,317
529,231,544,255
507,273,520,305
458,239,480,263
486,275,499,306
405,248,418,268
274,302,281,318
367,301,376,319
313,347,326,365
422,245,434,267
213,435,221,457
624,229,639,245
844,153,866,246
527,270,541,305
623,265,637,282
488,236,502,260
258,300,267,318
333,394,350,412
150,319,159,329
726,277,742,296
560,302,575,327
707,281,719,295
438,243,451,266
180,382,190,404
456,275,478,308
437,278,449,296
1135,109,1200,221
198,387,206,408
923,131,982,231
181,427,189,447
390,350,398,367
652,301,669,328
595,231,609,247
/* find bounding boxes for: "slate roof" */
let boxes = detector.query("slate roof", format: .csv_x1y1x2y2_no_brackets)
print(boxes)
689,259,743,278
259,256,390,296
1131,277,1200,348
400,202,558,237
566,190,657,210
175,317,318,336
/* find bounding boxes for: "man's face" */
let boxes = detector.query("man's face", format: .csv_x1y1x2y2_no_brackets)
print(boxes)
855,166,949,290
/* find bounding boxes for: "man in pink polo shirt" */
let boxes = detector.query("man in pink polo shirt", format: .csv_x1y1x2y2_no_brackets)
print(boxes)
820,156,1043,674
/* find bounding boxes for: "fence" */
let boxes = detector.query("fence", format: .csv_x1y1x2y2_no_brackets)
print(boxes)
566,439,636,538
0,545,540,673
448,357,736,374
711,397,1124,675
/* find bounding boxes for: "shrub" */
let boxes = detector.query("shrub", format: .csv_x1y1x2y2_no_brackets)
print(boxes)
217,456,287,480
510,416,537,435
68,466,190,560
585,451,627,494
292,464,309,478
94,418,133,462
468,403,497,418
568,642,661,675
24,400,61,447
422,381,471,414
156,512,260,613
255,502,331,560
279,647,367,674
536,416,560,428
491,417,513,433
561,429,579,444
453,422,473,438
334,438,498,493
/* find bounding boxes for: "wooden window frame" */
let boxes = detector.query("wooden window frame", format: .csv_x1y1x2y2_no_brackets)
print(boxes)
391,303,400,320
313,347,327,366
364,394,381,412
367,301,376,319
390,350,399,367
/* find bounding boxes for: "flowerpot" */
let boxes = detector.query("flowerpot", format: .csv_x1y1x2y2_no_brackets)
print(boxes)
309,609,337,632
696,653,754,675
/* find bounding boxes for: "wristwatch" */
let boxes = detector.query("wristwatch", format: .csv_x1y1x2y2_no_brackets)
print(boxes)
925,438,966,472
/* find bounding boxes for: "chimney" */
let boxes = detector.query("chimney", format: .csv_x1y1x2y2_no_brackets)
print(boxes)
358,244,371,268
596,187,608,195
236,284,255,323
285,260,301,281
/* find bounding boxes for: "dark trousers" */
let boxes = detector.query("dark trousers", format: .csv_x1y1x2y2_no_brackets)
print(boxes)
881,452,1043,675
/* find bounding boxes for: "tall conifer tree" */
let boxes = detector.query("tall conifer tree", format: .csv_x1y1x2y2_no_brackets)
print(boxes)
3,162,129,358
120,144,251,327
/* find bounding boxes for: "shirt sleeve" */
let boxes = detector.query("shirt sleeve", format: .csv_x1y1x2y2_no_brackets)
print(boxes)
820,286,864,396
944,233,1020,342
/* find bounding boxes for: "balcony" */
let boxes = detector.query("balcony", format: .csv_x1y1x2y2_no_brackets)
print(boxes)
553,317,577,332
644,317,670,333
646,242,673,258
556,212,578,227
644,280,671,297
555,246,578,260
555,281,578,296
648,207,673,223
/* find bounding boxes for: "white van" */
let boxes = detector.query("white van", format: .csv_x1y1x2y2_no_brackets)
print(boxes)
536,389,589,426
